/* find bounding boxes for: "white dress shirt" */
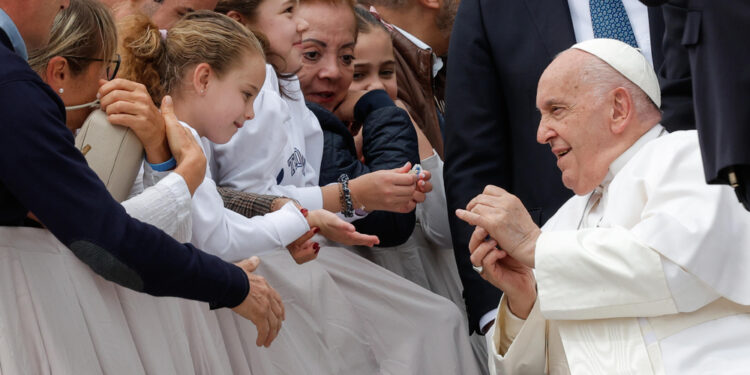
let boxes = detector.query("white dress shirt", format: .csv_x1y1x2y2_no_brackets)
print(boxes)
126,170,193,242
567,0,654,66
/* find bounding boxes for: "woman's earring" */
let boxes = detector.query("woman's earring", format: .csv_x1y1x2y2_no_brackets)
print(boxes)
58,88,64,94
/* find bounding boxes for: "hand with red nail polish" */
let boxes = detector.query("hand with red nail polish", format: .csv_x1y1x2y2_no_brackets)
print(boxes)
300,208,309,217
306,209,379,247
286,228,318,264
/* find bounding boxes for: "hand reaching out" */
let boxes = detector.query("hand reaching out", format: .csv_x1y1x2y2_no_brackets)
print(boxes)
349,162,419,213
231,256,285,347
307,209,379,247
467,234,536,319
285,208,319,264
456,185,541,268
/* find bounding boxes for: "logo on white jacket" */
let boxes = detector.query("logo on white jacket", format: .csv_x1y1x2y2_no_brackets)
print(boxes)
287,148,306,177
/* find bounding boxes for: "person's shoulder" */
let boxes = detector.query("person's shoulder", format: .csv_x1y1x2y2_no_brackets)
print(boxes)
0,48,65,121
627,129,703,183
639,129,699,162
0,45,42,86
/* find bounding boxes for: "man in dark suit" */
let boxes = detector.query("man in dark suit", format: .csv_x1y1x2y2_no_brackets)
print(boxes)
643,0,750,211
443,0,677,334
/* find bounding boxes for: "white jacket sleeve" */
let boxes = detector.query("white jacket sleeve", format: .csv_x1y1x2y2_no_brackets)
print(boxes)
189,171,310,263
122,172,192,243
487,296,547,375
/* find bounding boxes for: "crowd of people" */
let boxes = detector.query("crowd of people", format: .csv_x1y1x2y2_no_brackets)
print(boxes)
0,0,748,374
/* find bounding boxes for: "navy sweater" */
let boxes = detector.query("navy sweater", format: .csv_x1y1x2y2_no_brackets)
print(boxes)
310,90,420,247
0,31,248,309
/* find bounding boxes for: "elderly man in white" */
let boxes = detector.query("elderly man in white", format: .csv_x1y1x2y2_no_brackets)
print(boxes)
456,38,750,375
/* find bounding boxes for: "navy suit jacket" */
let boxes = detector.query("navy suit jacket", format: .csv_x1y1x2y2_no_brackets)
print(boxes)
444,0,670,333
646,0,750,210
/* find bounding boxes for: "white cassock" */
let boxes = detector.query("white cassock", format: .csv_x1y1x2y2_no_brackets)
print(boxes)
487,125,750,375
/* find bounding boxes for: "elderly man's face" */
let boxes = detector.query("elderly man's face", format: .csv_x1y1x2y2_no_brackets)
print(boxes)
149,0,218,29
536,51,614,195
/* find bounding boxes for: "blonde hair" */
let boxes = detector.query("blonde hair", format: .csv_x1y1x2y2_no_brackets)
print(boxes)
118,10,265,105
28,0,118,77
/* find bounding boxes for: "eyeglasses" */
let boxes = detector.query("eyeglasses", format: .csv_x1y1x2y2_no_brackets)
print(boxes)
63,53,121,81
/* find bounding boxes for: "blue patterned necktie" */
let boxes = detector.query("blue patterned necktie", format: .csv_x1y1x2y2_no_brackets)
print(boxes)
590,0,639,48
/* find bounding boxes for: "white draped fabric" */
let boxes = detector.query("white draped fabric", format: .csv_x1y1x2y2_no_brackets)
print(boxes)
0,227,371,374
486,127,750,375
0,227,238,375
345,151,489,373
0,228,485,374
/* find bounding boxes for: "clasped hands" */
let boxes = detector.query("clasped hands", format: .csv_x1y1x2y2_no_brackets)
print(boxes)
455,185,540,319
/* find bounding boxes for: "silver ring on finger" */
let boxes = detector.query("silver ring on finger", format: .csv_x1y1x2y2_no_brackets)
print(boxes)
472,264,483,274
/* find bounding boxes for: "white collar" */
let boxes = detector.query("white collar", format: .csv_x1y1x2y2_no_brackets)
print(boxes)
601,124,666,188
390,24,444,78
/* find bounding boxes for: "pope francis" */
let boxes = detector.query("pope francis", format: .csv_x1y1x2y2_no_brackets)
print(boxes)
456,38,750,375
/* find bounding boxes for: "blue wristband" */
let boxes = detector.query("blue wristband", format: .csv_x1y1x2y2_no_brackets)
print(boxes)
147,156,177,171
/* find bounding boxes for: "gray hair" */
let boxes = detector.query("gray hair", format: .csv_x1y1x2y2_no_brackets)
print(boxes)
577,53,661,121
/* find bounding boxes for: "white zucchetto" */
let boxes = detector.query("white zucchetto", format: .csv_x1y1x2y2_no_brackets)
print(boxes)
572,38,661,108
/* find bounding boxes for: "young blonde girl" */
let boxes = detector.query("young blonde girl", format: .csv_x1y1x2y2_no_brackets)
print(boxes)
119,9,377,264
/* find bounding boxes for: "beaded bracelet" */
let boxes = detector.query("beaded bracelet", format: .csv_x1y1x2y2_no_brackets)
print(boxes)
338,174,354,217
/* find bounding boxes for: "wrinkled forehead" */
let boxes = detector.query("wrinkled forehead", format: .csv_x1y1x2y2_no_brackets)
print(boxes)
537,50,589,103
299,2,356,39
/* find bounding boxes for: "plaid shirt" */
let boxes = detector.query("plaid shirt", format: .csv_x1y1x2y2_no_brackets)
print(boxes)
217,187,279,218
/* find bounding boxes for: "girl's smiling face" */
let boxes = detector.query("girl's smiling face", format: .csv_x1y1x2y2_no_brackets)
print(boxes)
350,27,397,100
252,0,309,73
188,52,266,144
